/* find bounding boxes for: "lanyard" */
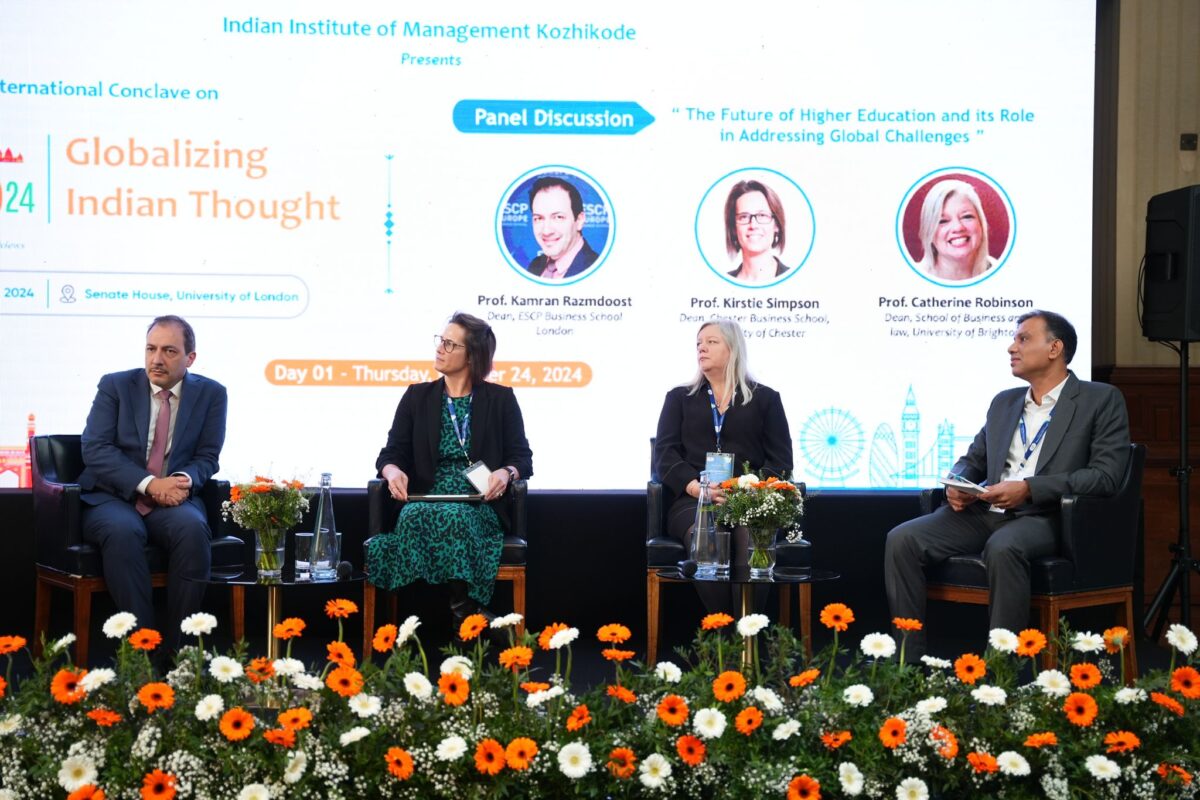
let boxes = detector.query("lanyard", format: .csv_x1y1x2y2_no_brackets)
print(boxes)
1015,407,1054,473
707,384,731,452
445,392,472,459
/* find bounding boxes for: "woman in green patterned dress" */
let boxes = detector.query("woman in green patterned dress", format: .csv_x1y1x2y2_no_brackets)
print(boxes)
368,312,533,626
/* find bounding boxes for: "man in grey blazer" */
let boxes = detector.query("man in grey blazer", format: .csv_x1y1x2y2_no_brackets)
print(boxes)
884,310,1130,656
79,315,227,649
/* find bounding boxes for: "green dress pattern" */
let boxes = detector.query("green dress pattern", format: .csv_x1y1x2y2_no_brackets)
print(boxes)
365,396,503,604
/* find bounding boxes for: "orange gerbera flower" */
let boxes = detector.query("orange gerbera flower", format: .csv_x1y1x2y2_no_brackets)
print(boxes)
521,681,550,693
140,769,176,800
930,725,958,759
1064,692,1099,726
278,707,312,731
1104,730,1141,753
597,623,633,643
86,707,122,727
499,646,534,672
219,707,255,741
327,640,356,667
735,706,763,735
566,703,592,731
229,485,242,503
607,747,637,779
1016,629,1047,658
67,786,105,800
954,653,987,685
713,670,747,702
0,636,26,655
657,694,689,726
676,734,706,766
968,752,998,773
1024,731,1058,748
1070,662,1102,689
1158,763,1195,786
879,716,907,749
607,684,637,703
505,737,538,770
537,622,569,650
787,775,822,800
893,617,923,632
325,598,358,619
438,672,469,706
789,668,820,688
474,738,506,775
386,746,415,780
701,613,735,630
372,624,398,652
273,618,306,639
326,665,364,698
1104,626,1130,653
602,648,636,662
1152,691,1185,717
246,657,275,684
1171,666,1200,699
459,613,488,641
50,668,88,704
0,675,5,699
136,682,175,713
263,727,296,748
819,603,854,631
821,730,852,750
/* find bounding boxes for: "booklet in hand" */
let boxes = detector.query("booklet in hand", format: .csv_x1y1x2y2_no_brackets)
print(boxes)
937,475,988,496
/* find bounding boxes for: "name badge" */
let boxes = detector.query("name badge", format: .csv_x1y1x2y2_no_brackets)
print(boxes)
705,452,734,483
463,461,492,495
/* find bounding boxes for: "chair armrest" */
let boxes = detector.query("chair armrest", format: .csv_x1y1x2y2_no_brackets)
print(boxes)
201,480,235,540
920,488,944,515
1059,492,1139,588
33,477,83,566
367,479,388,537
510,479,527,538
366,477,527,541
647,480,663,541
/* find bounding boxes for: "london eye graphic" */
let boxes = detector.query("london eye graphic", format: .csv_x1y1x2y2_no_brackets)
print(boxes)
798,407,865,485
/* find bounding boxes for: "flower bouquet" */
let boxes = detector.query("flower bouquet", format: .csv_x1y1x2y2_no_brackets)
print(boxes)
715,471,803,577
221,476,309,578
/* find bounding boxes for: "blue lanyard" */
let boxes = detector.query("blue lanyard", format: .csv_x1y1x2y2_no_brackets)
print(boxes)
1016,407,1054,471
707,385,730,452
445,392,472,459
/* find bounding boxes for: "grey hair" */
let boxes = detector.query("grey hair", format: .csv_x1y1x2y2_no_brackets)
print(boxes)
686,319,755,405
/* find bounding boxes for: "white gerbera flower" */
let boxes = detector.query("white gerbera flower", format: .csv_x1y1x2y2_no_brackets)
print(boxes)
752,686,783,712
1114,687,1147,705
436,734,468,761
339,726,370,746
839,762,864,796
440,655,473,679
0,790,16,800
526,685,564,708
920,655,952,669
896,776,929,800
180,612,218,636
272,658,305,677
194,694,225,721
737,473,760,488
737,613,770,637
79,668,116,693
403,672,433,701
349,693,381,718
284,751,307,784
102,611,138,639
971,685,1007,706
639,752,672,789
397,614,421,645
860,632,897,659
843,684,874,707
209,656,243,683
49,633,76,653
1072,631,1105,654
988,628,1019,653
490,612,523,629
655,661,683,683
558,742,592,779
914,696,947,716
57,754,97,792
236,784,270,800
773,719,801,740
1035,669,1071,698
291,673,323,691
548,627,579,649
693,707,727,739
997,751,1031,776
0,715,21,736
1085,754,1121,781
1166,624,1199,656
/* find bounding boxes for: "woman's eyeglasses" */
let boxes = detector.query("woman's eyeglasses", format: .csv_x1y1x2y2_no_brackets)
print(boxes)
734,212,774,225
434,335,464,353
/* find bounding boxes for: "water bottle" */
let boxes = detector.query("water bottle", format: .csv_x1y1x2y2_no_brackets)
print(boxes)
311,473,341,581
690,472,729,578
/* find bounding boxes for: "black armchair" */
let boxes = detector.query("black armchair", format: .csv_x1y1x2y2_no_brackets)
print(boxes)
925,443,1145,676
361,478,528,662
31,434,244,664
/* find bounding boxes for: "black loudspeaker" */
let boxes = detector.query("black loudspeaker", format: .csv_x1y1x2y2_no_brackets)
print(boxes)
1142,184,1200,341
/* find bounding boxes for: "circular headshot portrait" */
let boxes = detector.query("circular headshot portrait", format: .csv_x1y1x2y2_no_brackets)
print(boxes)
896,168,1015,288
695,168,815,289
496,166,614,286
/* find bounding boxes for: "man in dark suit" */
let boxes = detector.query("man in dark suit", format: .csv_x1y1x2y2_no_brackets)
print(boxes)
525,176,598,280
79,315,226,647
884,310,1130,656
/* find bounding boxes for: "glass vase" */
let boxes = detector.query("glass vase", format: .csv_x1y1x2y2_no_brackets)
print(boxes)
747,526,778,579
255,527,285,579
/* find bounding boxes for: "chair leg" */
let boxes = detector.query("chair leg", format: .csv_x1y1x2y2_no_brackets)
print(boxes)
230,586,245,644
511,569,527,638
1119,592,1138,683
646,571,661,666
799,584,813,661
362,582,376,664
387,592,398,624
34,576,52,659
1039,600,1060,672
778,585,792,629
73,586,92,668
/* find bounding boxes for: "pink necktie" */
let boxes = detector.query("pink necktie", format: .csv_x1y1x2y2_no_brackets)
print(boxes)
135,389,172,516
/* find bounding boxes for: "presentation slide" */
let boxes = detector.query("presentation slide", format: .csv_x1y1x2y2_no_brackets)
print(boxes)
0,1,1096,490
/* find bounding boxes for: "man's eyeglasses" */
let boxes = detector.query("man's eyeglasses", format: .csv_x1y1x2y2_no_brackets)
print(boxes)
734,212,774,226
434,335,464,353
